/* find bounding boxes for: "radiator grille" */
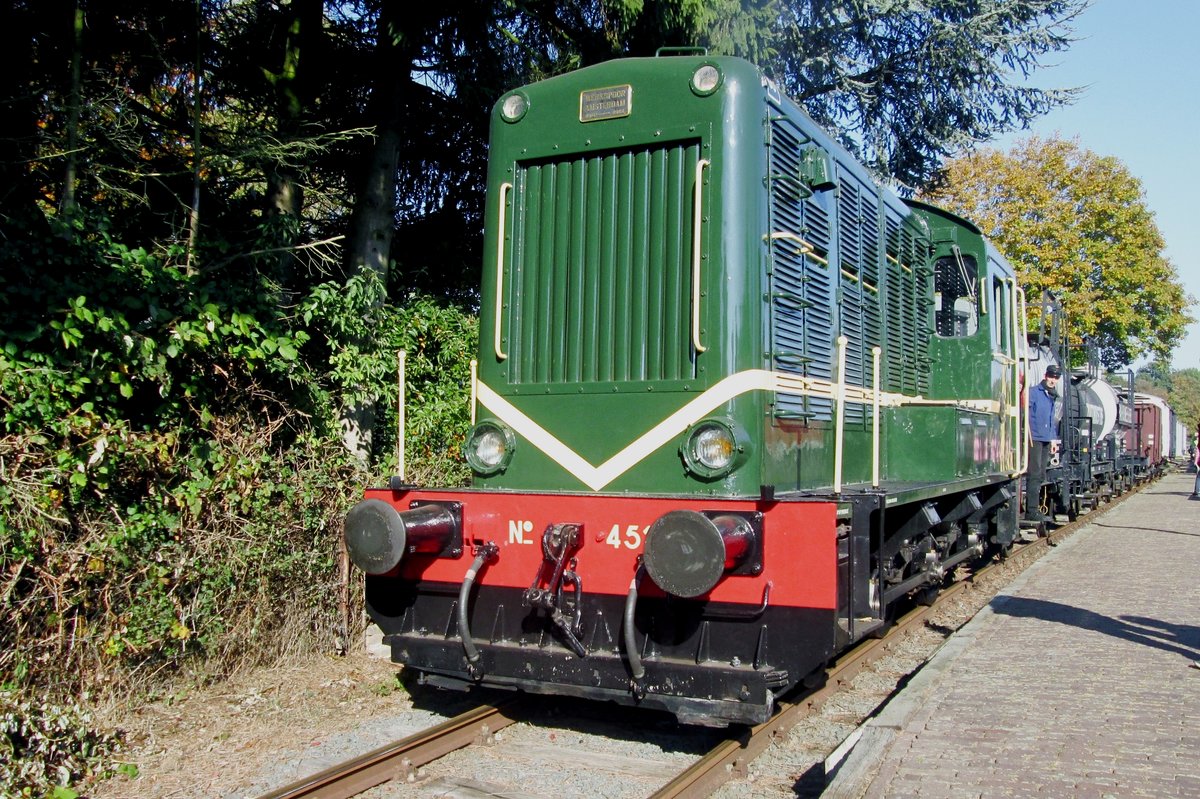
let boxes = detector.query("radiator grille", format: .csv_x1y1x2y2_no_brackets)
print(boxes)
506,142,702,385
884,214,932,396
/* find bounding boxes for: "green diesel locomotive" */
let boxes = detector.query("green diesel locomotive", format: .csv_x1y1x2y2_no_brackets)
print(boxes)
345,52,1029,725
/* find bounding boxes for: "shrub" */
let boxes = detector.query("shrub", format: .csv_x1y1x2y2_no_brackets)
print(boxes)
0,211,478,789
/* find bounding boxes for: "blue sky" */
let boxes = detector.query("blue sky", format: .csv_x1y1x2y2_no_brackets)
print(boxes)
986,0,1200,371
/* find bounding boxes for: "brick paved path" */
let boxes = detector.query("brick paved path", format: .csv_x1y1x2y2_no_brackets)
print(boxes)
828,471,1200,799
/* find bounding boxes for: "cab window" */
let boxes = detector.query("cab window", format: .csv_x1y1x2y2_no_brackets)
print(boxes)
933,252,978,337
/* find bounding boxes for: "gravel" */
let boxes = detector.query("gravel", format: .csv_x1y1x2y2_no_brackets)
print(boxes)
97,537,1059,799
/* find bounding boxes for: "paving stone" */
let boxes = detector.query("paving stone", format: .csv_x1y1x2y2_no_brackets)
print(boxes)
826,473,1200,799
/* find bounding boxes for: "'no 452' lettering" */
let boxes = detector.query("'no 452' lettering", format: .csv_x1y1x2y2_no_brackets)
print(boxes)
508,520,643,550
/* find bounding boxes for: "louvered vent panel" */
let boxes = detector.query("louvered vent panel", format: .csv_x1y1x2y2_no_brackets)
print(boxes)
509,142,700,385
882,215,932,396
835,173,886,425
768,116,834,422
884,215,907,393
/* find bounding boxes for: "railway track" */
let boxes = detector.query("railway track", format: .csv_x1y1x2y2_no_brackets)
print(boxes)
256,482,1145,799
255,701,522,799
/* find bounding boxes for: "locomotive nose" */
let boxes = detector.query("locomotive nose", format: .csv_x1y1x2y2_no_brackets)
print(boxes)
642,510,755,597
344,499,458,575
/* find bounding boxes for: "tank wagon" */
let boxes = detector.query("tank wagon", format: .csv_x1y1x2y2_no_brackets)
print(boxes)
1063,370,1136,511
1027,300,1176,517
345,53,1036,726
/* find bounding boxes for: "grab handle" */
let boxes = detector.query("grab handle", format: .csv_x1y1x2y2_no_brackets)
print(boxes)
692,159,711,353
493,182,513,361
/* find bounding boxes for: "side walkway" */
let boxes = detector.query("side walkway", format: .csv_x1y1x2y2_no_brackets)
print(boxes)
826,471,1200,799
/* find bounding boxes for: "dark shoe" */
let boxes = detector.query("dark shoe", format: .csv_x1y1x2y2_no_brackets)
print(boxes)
1189,494,1200,501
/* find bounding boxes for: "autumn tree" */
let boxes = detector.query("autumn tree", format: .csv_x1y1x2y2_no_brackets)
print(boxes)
923,136,1194,369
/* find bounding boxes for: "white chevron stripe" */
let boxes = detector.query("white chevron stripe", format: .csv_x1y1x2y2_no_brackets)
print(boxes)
476,371,1001,491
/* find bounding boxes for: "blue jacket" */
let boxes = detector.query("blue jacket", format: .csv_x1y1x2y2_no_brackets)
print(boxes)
1029,381,1058,442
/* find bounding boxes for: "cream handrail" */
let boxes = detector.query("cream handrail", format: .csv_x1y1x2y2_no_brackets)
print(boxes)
397,350,407,482
1017,286,1029,474
834,335,848,493
766,231,830,266
493,182,513,361
692,159,711,353
469,358,478,426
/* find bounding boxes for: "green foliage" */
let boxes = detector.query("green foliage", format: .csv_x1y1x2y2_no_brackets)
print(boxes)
923,136,1195,369
301,274,478,484
748,0,1088,187
0,208,475,788
0,690,126,798
1167,369,1200,437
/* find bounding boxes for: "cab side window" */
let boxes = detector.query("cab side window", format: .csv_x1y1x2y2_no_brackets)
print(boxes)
933,252,978,337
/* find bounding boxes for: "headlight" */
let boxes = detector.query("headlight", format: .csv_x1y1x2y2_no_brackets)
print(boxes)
690,64,722,96
465,421,515,474
681,419,744,478
500,92,528,122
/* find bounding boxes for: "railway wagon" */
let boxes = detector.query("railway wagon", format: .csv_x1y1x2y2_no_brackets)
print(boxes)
1129,394,1170,474
1170,411,1188,460
344,53,1029,725
1070,369,1132,503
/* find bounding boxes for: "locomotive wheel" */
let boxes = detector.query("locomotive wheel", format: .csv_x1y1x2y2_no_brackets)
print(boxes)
916,585,940,607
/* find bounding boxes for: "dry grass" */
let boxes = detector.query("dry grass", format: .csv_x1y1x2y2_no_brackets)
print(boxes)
90,649,408,799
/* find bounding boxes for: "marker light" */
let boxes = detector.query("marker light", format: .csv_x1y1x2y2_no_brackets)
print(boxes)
690,64,722,96
500,93,529,122
681,419,743,478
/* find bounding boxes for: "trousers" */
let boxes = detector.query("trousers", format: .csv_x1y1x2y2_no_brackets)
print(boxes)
1025,440,1053,518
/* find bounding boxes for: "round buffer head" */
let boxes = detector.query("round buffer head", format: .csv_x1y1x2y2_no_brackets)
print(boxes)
344,498,407,575
642,510,727,598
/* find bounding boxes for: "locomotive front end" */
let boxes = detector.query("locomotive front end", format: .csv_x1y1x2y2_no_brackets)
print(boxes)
349,54,843,726
352,487,834,725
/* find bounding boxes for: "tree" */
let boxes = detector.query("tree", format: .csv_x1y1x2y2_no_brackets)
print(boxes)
922,136,1194,369
757,0,1087,188
1136,360,1172,395
1168,369,1200,436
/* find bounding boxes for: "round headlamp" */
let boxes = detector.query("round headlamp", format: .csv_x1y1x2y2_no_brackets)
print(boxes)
690,64,722,96
500,92,529,122
465,420,515,474
681,419,744,478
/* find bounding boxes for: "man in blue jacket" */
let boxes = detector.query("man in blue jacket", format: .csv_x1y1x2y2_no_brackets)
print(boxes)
1025,364,1061,522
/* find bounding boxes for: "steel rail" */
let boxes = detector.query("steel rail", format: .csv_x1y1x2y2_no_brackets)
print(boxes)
254,700,520,799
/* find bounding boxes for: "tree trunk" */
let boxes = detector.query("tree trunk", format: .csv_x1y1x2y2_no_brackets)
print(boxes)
185,0,203,274
60,2,84,216
338,1,416,466
265,0,323,292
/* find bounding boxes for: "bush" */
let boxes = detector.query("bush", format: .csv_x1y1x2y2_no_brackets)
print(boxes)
0,211,478,791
